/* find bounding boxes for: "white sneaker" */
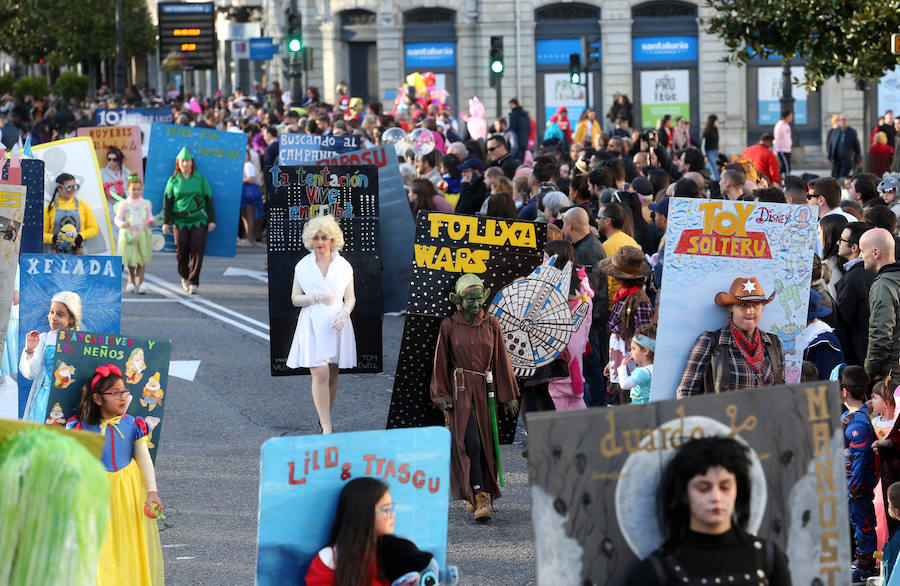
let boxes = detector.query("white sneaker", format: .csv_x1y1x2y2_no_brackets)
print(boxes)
236,239,252,247
125,282,135,293
181,278,190,293
137,283,146,295
189,285,198,295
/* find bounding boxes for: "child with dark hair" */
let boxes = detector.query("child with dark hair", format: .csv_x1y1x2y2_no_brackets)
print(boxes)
882,481,900,583
841,365,878,581
626,437,790,584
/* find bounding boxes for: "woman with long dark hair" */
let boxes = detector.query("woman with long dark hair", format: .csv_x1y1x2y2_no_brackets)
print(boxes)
615,191,658,255
407,178,453,215
627,437,790,585
819,213,849,298
702,114,720,181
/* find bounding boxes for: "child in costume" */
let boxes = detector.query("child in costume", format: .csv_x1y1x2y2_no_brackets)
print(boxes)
872,378,898,551
306,477,458,586
841,365,878,582
617,324,656,405
20,290,82,422
66,364,164,586
883,482,900,584
430,274,518,523
598,246,652,405
43,173,99,254
114,174,154,294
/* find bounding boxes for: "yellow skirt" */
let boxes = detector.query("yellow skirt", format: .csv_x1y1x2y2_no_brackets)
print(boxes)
97,459,164,586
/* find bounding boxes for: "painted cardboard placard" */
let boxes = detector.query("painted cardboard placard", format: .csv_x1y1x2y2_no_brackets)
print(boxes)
0,417,105,459
0,184,26,359
278,134,361,165
315,145,412,313
17,254,122,417
652,198,817,401
95,107,174,157
47,329,171,462
77,125,144,200
757,66,808,125
266,165,382,375
144,124,246,258
386,212,545,442
30,137,117,255
640,69,691,123
256,427,450,585
527,382,848,585
1,157,44,254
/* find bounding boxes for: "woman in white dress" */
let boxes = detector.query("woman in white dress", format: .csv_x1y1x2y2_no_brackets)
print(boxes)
286,215,356,434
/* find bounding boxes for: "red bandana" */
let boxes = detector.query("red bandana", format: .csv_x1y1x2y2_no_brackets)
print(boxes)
729,321,764,374
613,285,640,304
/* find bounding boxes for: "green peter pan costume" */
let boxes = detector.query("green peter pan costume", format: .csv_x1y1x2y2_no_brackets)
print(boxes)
164,147,216,288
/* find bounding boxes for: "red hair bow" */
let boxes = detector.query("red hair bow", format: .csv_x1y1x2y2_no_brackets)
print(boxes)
91,364,123,392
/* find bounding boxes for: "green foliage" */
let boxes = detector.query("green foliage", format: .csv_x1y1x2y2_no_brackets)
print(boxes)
54,72,89,102
12,76,50,102
702,0,900,90
0,0,156,67
0,73,13,96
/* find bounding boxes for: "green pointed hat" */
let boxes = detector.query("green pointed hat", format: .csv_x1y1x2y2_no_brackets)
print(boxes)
176,146,193,160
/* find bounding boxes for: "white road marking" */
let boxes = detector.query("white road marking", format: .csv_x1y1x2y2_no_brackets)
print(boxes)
169,360,201,382
163,544,188,548
141,274,269,341
176,556,195,560
123,298,177,303
223,266,268,283
144,273,270,331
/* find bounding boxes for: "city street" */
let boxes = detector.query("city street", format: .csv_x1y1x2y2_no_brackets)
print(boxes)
127,247,535,585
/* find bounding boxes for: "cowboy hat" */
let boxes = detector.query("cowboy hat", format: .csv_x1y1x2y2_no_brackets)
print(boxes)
714,277,776,307
596,245,651,281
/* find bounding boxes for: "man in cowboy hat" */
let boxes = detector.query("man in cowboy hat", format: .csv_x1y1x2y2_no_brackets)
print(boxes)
677,277,785,397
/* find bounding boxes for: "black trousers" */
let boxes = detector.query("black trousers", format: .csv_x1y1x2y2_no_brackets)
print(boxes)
174,224,208,285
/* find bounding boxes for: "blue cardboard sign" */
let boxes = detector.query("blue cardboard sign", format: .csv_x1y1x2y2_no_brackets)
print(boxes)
404,42,456,69
632,35,698,63
536,38,589,66
249,37,278,61
95,107,174,158
278,134,361,165
144,124,246,258
256,427,451,586
17,254,122,417
315,145,413,313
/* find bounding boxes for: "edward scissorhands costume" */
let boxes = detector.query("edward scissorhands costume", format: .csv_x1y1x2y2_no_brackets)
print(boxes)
430,274,519,522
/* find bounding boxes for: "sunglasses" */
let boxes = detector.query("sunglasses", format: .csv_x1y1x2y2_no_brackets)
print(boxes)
487,146,501,153
107,156,118,161
59,184,80,193
806,193,820,200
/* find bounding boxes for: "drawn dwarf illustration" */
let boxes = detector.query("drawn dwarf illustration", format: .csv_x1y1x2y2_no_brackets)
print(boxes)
53,362,76,388
45,402,66,425
125,348,147,384
140,372,164,411
144,415,161,449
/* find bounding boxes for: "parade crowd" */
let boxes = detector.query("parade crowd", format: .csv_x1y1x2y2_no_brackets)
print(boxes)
5,76,900,585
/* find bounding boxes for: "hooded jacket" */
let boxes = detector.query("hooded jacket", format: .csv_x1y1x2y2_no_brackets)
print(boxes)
865,262,900,378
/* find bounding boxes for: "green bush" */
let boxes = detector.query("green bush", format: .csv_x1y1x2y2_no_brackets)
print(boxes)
0,73,13,96
54,72,89,103
12,76,50,102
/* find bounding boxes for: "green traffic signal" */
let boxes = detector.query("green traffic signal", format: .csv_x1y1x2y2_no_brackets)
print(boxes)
570,72,581,84
490,59,504,74
288,37,302,52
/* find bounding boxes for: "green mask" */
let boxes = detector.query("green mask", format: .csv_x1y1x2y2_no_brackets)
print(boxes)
450,285,490,320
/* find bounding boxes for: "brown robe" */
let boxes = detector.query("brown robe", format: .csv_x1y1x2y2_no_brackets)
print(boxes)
430,310,518,504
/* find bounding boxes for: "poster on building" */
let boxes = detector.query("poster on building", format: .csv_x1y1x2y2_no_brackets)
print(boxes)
527,382,848,586
386,212,545,441
639,69,690,125
47,329,171,462
315,145,412,313
757,66,808,125
0,184,26,359
878,66,900,119
266,165,382,375
542,72,595,125
256,427,450,585
30,137,117,255
652,198,817,401
278,134,361,165
1,156,44,254
95,107,174,157
17,254,122,417
77,125,144,200
144,124,246,257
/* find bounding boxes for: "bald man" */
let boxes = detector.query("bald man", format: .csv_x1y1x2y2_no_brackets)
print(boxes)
683,171,707,197
562,206,609,406
860,228,900,379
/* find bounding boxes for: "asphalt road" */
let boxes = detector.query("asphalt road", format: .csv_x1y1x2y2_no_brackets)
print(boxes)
126,247,536,585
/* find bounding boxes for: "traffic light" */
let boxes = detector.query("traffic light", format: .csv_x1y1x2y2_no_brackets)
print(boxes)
569,53,582,84
287,13,302,53
893,33,900,55
582,35,601,69
490,36,504,76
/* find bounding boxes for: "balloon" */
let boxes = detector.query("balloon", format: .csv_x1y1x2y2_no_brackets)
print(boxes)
410,128,435,156
381,127,407,145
